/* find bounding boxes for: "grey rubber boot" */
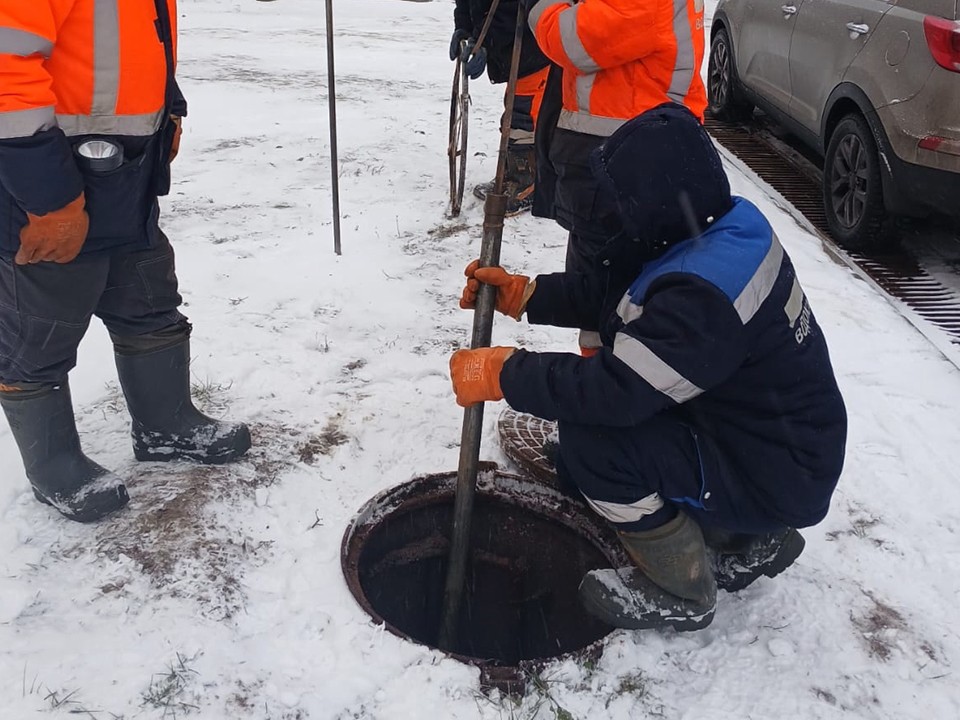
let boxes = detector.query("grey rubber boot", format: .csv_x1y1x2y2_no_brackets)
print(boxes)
0,382,129,522
114,337,251,464
472,144,536,215
579,512,717,631
707,527,806,592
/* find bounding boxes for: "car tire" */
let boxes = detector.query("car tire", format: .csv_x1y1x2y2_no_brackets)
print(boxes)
823,114,894,251
708,28,753,122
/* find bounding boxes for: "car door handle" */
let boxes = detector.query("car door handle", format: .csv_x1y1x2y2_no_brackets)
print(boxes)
846,22,870,36
781,5,798,15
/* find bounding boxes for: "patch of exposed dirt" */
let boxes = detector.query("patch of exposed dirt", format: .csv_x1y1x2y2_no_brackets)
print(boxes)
826,510,890,549
426,221,470,241
297,415,350,465
851,591,907,661
413,336,463,356
66,422,303,620
342,359,367,374
812,687,838,705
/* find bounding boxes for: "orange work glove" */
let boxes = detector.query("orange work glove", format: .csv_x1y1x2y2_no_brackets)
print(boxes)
169,116,182,163
450,346,516,407
459,260,536,320
16,193,89,266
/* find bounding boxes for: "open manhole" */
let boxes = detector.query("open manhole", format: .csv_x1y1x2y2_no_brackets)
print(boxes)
341,464,627,691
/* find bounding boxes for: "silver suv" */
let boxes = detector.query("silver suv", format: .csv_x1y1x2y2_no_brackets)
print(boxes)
708,0,960,248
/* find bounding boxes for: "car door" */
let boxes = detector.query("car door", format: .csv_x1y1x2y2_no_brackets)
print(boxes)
734,0,806,112
787,0,894,133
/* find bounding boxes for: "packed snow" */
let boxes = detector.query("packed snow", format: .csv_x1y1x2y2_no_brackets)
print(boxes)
1,1,959,718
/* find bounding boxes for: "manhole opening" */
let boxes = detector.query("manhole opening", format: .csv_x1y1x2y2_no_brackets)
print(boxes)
342,469,627,680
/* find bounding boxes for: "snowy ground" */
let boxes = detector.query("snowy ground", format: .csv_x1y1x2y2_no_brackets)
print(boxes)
2,0,960,718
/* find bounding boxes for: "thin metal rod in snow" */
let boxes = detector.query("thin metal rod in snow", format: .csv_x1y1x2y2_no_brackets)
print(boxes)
325,0,342,255
437,7,526,653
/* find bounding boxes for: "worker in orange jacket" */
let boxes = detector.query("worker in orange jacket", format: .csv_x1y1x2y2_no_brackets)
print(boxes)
525,0,707,353
0,1,250,523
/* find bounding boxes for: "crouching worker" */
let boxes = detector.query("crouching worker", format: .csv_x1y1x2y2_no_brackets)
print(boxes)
0,1,250,523
449,104,847,631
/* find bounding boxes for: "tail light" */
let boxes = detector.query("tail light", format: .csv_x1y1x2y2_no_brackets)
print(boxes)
919,136,960,157
924,16,960,73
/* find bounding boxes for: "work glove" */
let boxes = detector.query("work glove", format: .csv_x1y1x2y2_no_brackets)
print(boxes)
449,28,470,61
450,346,516,407
16,193,89,265
169,115,182,163
461,40,487,80
459,260,536,320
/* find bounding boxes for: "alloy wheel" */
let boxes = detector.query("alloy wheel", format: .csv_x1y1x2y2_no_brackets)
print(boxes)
709,40,731,109
829,134,869,229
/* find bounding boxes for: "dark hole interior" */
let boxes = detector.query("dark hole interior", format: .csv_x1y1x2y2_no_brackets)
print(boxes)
358,495,614,664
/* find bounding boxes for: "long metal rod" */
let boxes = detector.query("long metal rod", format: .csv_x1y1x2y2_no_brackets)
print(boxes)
325,0,342,255
437,8,526,653
471,0,503,61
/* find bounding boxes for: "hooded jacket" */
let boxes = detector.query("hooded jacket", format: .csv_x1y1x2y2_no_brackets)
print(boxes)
500,197,848,528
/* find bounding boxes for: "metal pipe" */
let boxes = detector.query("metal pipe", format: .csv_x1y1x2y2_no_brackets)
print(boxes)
438,6,526,653
325,0,342,255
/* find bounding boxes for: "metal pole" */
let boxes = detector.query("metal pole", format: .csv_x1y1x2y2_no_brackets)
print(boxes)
438,7,526,653
325,0,342,255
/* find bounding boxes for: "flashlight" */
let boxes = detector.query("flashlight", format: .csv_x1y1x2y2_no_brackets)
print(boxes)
75,139,124,174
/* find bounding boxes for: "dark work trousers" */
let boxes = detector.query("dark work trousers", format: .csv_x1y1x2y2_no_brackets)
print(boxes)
0,232,185,385
555,412,788,535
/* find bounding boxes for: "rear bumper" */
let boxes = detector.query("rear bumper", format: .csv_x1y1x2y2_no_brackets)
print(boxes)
884,149,960,219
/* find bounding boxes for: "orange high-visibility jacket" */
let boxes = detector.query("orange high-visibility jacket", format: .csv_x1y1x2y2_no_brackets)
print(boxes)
0,0,182,254
0,0,177,141
528,0,707,137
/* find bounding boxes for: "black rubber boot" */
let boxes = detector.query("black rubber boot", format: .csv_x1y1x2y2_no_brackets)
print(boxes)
579,512,717,631
709,528,806,592
472,144,535,216
0,383,129,522
114,337,251,464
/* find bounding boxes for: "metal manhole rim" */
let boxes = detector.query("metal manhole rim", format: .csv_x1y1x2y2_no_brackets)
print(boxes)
339,463,629,686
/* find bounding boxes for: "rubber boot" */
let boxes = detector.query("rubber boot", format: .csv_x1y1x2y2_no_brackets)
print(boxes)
114,337,251,464
579,511,717,631
0,382,129,522
472,144,536,216
704,526,806,592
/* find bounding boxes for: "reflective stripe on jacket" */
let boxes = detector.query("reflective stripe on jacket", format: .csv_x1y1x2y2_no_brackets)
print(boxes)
0,0,176,141
528,0,707,136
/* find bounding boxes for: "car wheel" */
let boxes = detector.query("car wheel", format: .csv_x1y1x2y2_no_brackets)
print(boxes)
708,28,753,122
823,114,893,251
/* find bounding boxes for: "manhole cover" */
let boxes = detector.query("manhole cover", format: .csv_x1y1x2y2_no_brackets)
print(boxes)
340,464,627,691
498,408,559,485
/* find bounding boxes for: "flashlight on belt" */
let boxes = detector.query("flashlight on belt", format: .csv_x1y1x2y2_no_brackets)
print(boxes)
75,139,124,174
